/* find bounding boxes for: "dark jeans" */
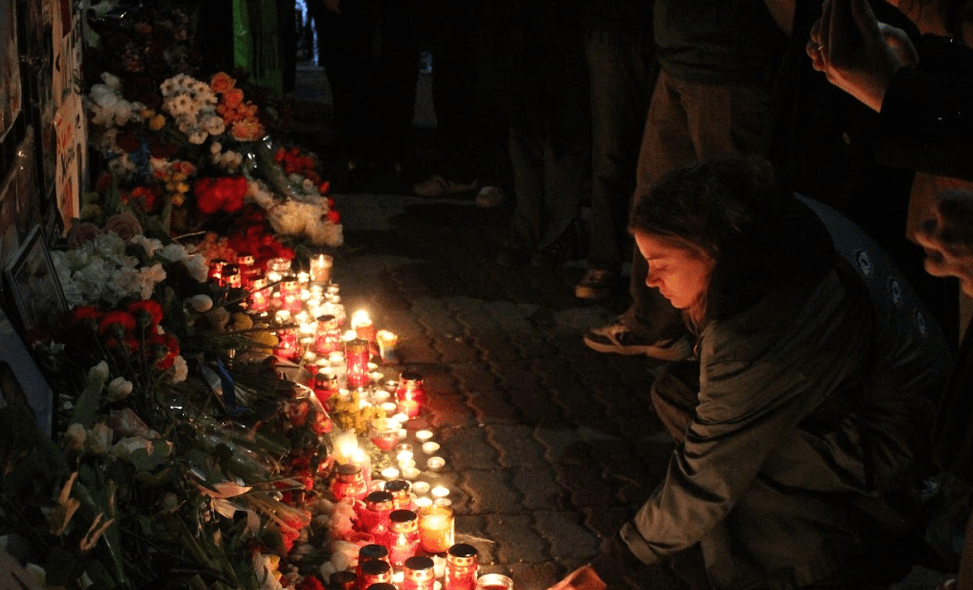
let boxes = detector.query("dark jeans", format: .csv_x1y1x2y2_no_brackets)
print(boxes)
507,127,587,250
583,28,657,273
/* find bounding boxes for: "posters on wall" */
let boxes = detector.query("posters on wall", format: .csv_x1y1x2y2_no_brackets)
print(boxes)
53,94,83,232
0,0,23,142
51,0,85,232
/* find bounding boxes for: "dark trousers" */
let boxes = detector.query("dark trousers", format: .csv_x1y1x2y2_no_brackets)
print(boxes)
583,28,657,273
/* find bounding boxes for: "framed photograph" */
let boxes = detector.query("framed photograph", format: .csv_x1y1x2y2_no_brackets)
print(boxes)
3,225,66,333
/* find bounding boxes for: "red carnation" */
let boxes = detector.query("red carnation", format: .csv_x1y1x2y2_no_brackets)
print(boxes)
327,210,341,224
98,311,137,336
127,300,163,328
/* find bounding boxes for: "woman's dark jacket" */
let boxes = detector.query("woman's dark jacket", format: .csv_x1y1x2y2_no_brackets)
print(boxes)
598,196,950,588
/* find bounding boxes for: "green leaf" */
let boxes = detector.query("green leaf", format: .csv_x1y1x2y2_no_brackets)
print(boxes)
43,546,83,586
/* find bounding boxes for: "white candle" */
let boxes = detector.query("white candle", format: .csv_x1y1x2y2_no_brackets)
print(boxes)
381,466,400,479
412,481,431,495
415,430,434,443
415,496,433,508
421,442,440,454
402,467,421,480
426,457,445,472
431,485,450,498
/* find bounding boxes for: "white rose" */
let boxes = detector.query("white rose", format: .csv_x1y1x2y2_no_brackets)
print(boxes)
186,294,213,312
107,377,133,401
65,423,86,451
88,361,110,383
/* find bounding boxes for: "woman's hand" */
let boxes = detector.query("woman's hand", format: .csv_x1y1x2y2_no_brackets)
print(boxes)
547,565,608,590
806,0,917,112
915,190,973,296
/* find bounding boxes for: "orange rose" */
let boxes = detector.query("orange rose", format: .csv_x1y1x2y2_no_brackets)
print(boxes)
223,88,244,109
210,71,236,94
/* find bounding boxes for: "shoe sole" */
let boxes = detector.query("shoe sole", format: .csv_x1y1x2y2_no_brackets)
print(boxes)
583,335,692,361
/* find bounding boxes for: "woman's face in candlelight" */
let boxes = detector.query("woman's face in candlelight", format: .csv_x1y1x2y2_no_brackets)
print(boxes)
633,231,713,310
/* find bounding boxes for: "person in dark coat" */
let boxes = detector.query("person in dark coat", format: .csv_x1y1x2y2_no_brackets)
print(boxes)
549,156,950,590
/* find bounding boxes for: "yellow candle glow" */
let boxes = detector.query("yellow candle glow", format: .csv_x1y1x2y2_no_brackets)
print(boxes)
415,430,434,443
418,505,454,554
431,485,450,498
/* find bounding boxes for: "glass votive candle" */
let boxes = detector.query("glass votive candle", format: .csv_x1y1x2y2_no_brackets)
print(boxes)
381,402,398,415
397,450,415,463
309,254,333,283
474,574,513,590
395,371,426,419
415,496,433,508
415,430,434,443
403,555,436,590
418,505,454,554
426,457,445,472
372,390,391,404
431,485,450,499
385,479,414,511
402,467,421,480
421,442,440,455
370,418,402,451
381,466,401,480
411,481,431,496
434,498,452,507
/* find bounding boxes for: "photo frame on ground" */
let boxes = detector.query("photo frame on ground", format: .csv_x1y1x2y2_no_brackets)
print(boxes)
3,224,66,333
0,306,54,436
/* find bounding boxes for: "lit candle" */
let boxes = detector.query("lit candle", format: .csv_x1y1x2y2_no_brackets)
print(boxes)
309,254,333,283
421,442,440,455
431,485,450,499
381,466,401,480
415,430,434,443
345,338,371,389
377,330,399,364
402,467,421,480
332,429,359,465
418,505,454,554
426,457,445,472
415,496,433,508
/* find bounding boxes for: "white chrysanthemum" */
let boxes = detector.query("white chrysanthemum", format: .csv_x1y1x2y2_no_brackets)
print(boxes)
135,237,163,259
306,218,344,247
184,254,208,283
159,243,189,262
93,231,126,256
301,178,314,193
267,200,309,235
138,264,167,299
100,71,122,91
89,84,118,108
210,141,222,154
246,179,276,209
89,104,110,126
169,355,189,384
187,130,207,144
202,115,225,135
114,100,133,126
160,77,178,95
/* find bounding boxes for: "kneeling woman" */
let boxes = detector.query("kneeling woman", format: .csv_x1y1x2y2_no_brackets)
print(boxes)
552,157,950,590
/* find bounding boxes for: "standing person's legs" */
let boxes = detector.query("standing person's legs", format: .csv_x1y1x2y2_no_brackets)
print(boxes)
585,70,695,358
529,138,587,267
578,29,656,300
500,127,545,264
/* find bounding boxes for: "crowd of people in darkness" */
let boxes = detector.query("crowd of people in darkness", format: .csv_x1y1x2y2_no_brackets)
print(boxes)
307,0,973,588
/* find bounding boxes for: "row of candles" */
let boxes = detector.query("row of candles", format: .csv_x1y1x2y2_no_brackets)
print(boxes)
220,253,515,590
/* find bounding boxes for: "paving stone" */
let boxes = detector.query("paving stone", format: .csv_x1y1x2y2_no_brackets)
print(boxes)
508,562,564,589
448,364,503,393
533,510,601,561
556,460,615,507
424,392,477,430
441,427,500,471
486,423,547,468
460,469,521,515
483,513,549,564
466,389,522,425
510,464,567,510
505,385,566,425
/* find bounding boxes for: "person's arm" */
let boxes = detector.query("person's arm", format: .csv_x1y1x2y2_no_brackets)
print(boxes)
914,189,973,295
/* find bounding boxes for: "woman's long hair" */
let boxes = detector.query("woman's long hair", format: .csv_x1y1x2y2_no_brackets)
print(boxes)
628,156,834,328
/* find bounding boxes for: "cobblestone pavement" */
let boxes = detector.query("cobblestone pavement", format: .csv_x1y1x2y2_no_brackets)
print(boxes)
323,188,675,588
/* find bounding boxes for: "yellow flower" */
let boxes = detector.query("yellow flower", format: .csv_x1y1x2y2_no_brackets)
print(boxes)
172,172,187,182
176,182,190,193
171,193,185,206
149,114,166,131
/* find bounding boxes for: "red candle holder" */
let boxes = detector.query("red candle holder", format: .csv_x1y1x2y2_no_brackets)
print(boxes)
402,555,436,590
383,509,420,567
222,263,242,289
315,314,342,355
345,338,371,389
445,543,479,590
237,253,256,289
395,371,426,419
357,559,392,589
275,329,299,360
384,479,414,511
330,463,368,502
208,258,227,283
356,544,391,584
358,490,395,534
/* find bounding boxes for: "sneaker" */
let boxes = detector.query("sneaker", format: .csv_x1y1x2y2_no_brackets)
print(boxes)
412,174,477,197
583,319,693,360
574,268,617,300
474,185,506,208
